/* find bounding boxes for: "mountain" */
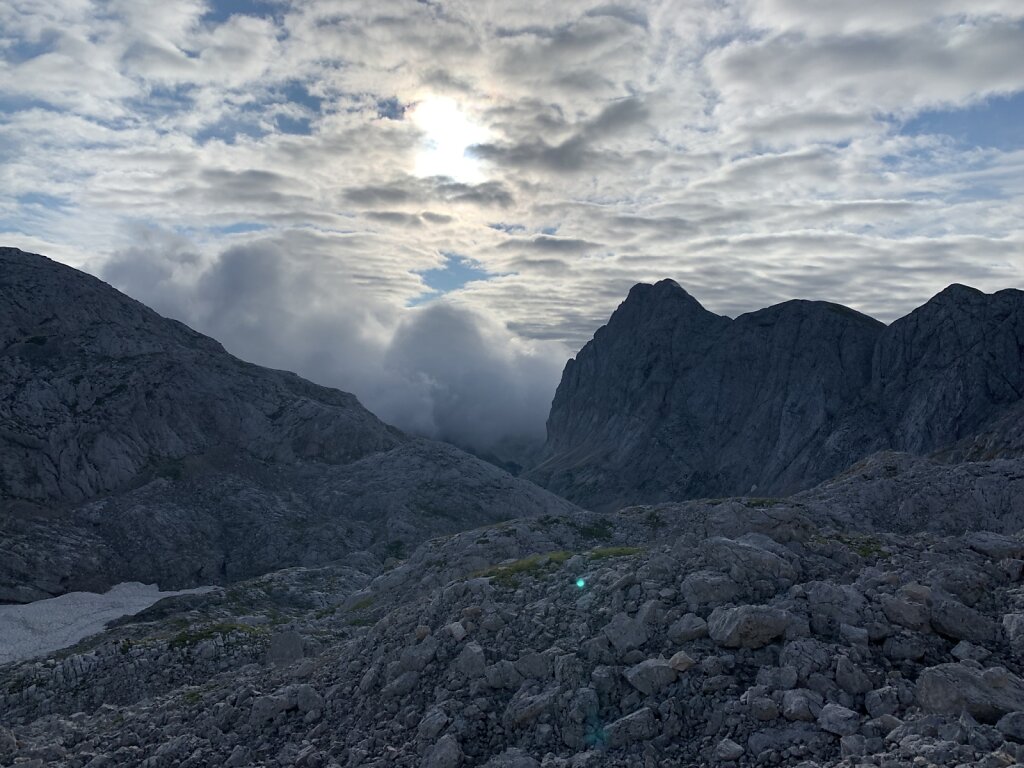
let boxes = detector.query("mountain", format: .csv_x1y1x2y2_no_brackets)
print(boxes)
0,247,580,602
529,279,1024,510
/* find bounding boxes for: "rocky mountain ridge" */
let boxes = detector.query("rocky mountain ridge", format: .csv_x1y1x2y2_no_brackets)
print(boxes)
529,280,1024,510
0,247,580,602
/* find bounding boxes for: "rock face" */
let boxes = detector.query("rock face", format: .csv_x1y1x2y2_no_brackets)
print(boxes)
529,280,1024,510
0,248,580,601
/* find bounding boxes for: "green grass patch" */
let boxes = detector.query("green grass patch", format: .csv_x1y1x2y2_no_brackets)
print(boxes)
571,518,614,540
349,596,374,611
168,622,265,649
475,550,573,587
743,497,783,508
588,546,644,559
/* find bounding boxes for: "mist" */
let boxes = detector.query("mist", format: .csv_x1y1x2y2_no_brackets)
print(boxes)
100,231,569,459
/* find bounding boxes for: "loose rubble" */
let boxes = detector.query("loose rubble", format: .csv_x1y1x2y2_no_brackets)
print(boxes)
2,498,1024,767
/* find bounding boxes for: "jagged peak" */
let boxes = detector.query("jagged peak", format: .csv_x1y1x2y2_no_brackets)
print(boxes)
622,278,709,311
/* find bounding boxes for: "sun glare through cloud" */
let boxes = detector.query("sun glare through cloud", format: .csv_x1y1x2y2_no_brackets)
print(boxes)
409,97,490,183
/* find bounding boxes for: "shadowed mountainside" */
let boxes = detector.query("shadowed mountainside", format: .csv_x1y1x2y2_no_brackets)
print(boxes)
529,279,1024,510
0,247,580,602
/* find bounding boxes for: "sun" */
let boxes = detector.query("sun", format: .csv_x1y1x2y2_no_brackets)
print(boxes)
410,97,489,183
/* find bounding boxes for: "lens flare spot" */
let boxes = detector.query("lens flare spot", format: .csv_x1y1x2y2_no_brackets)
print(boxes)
576,578,586,589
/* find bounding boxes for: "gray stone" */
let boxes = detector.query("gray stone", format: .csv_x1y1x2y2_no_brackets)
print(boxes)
604,707,658,748
601,612,648,654
267,631,305,666
965,532,1024,560
835,656,872,695
917,664,1024,722
422,734,462,768
715,737,744,761
452,642,486,679
817,702,860,736
295,684,323,714
418,707,450,741
865,687,899,718
708,605,792,649
481,749,541,768
996,711,1024,743
930,596,998,643
250,695,287,725
225,746,253,767
667,613,708,642
382,671,420,698
623,658,677,695
782,689,823,722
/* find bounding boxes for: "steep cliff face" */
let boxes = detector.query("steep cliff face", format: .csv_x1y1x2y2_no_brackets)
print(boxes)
872,284,1024,453
530,280,1024,510
0,248,580,601
0,247,403,506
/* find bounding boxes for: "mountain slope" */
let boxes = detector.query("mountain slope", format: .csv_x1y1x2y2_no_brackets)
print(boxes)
529,279,1024,510
0,247,580,602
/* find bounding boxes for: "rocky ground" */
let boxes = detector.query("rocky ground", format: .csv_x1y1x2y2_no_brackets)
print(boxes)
2,496,1024,767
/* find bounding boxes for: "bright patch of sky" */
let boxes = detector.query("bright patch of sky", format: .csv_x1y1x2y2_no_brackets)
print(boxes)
409,253,497,306
900,92,1024,151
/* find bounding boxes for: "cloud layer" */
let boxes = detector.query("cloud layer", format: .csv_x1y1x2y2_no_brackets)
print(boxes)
2,0,1023,448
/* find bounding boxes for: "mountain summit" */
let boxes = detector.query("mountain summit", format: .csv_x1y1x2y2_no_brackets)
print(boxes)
529,280,1024,510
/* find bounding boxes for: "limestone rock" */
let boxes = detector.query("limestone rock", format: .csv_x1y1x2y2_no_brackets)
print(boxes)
708,605,792,649
623,659,677,695
529,279,1024,510
917,664,1024,722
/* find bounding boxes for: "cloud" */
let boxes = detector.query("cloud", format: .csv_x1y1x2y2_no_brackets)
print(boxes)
2,0,1024,451
98,230,567,453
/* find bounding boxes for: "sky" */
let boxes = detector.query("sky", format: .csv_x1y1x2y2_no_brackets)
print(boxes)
2,1,1023,453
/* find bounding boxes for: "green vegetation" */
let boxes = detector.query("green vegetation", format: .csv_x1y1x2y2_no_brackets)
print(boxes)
349,596,375,611
643,510,665,529
168,622,265,649
572,518,614,540
588,546,644,559
475,550,573,587
182,690,202,705
744,497,783,508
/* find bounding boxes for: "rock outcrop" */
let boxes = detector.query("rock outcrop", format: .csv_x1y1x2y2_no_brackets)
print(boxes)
0,248,580,601
530,280,1024,510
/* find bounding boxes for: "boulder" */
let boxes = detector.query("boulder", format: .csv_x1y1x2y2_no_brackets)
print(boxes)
667,613,708,642
996,711,1024,743
422,735,463,768
623,658,678,695
715,737,744,761
602,612,648,654
708,605,792,649
817,703,860,736
604,707,659,748
917,664,1024,722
